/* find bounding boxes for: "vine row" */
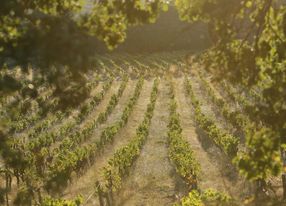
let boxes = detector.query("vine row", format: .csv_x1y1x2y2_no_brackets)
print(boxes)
185,78,239,157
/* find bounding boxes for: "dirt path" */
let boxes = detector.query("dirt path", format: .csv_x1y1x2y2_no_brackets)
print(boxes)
62,79,154,203
114,79,187,206
173,78,251,201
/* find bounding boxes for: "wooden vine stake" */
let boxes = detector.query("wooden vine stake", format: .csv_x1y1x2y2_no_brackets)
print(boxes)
95,181,104,206
281,148,286,199
107,170,114,206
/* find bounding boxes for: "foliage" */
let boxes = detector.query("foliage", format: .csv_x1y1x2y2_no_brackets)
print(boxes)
45,77,144,191
42,195,83,206
99,79,158,193
0,0,166,66
86,0,166,49
178,190,203,206
176,189,232,206
185,78,239,157
168,82,200,188
196,70,250,131
176,0,286,191
234,127,282,180
0,0,167,112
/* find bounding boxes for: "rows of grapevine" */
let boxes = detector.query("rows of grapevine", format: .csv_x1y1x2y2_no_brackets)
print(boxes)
1,52,284,205
185,77,239,157
1,52,183,205
44,77,144,192
92,79,159,205
178,62,283,204
167,80,200,189
168,79,234,206
195,64,283,198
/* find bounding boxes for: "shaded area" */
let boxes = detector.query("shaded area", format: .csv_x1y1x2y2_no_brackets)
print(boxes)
115,6,210,53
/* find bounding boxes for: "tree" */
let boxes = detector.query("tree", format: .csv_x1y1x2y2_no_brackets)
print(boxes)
175,0,286,199
0,0,166,108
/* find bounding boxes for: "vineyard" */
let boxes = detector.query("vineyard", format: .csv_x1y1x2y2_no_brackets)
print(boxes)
0,51,284,206
1,0,286,205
